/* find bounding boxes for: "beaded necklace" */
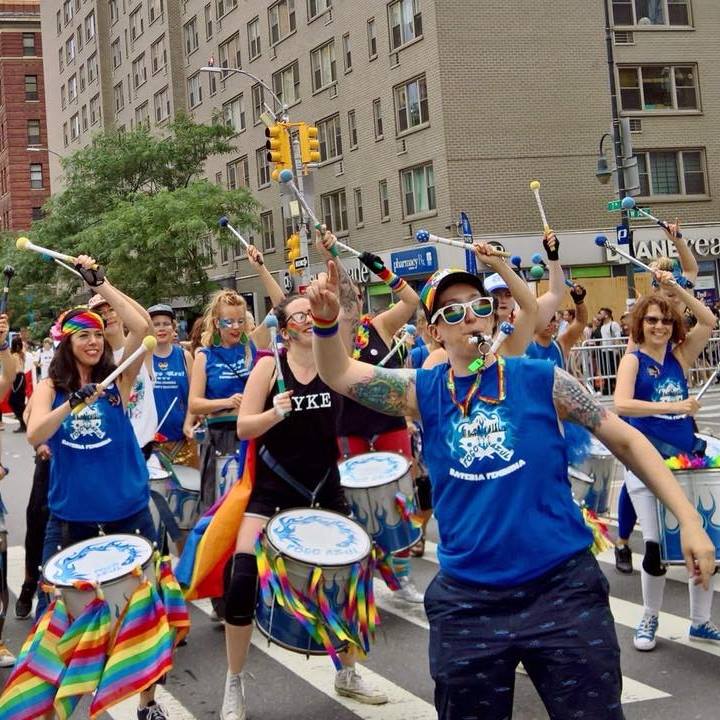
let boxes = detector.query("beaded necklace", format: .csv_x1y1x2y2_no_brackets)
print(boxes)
446,357,506,417
352,315,373,360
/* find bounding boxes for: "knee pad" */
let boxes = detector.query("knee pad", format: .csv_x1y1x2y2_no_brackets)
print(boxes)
642,541,666,577
224,553,258,627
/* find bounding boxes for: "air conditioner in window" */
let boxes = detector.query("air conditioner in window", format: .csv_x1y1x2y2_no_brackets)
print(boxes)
329,84,337,98
335,160,344,176
629,118,642,133
390,52,400,68
613,31,634,45
396,138,407,155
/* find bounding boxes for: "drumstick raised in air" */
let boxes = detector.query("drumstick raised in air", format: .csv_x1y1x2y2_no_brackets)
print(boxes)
378,325,416,367
72,336,157,414
416,230,512,258
696,367,720,402
0,266,14,315
529,180,551,232
264,314,286,393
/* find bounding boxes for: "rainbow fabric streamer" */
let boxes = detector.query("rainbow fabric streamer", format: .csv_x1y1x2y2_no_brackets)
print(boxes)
54,597,111,719
157,556,191,647
352,315,372,360
90,580,173,717
394,492,424,529
178,440,253,600
582,508,613,555
665,453,720,470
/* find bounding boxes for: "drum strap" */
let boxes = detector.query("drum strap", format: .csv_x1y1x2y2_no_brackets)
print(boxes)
259,446,330,506
149,490,182,541
646,432,707,459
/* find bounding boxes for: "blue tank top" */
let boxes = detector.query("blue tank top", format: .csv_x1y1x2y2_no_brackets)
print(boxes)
153,345,188,441
47,384,149,522
415,357,591,586
199,343,255,400
525,339,564,369
627,345,696,455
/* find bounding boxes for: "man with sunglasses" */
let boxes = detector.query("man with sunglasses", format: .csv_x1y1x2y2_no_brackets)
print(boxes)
308,246,716,720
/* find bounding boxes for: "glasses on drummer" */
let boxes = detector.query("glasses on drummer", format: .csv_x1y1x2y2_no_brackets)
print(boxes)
218,318,245,329
287,311,311,324
431,297,494,325
643,315,674,327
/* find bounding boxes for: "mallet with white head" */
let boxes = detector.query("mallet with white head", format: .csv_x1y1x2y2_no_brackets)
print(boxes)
529,180,551,232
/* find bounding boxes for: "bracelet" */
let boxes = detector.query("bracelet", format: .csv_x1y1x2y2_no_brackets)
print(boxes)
377,267,407,293
311,312,339,337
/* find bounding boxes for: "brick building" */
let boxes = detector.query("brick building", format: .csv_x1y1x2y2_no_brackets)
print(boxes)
39,0,720,317
0,1,49,231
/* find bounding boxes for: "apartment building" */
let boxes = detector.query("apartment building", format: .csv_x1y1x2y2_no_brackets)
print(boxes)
0,1,50,231
39,0,720,318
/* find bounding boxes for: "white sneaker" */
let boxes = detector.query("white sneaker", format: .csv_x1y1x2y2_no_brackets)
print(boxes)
394,576,424,603
633,613,659,651
220,671,246,720
0,641,15,668
334,667,388,705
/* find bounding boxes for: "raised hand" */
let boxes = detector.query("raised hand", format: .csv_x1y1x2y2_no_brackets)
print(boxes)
543,231,560,261
307,260,341,320
74,254,105,287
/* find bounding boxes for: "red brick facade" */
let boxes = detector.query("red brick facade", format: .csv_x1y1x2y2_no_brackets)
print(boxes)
0,1,49,231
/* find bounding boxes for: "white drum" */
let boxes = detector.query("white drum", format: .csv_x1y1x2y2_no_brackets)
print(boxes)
168,464,201,530
700,433,720,457
215,453,242,501
578,437,616,514
42,534,154,619
569,466,593,504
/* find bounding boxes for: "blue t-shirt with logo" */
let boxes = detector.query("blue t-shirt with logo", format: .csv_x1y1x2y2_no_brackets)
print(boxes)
199,343,255,400
525,339,564,369
153,345,189,442
415,357,591,586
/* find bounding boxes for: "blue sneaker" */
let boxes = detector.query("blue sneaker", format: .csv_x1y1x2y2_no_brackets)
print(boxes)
689,620,720,644
633,613,659,651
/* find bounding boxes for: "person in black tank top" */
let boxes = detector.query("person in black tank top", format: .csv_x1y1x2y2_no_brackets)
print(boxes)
219,295,387,720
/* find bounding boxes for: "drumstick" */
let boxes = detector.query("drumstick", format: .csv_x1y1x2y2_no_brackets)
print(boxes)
0,266,14,315
218,217,263,265
416,230,512,258
621,197,683,239
468,322,514,371
594,236,659,275
72,336,157,415
696,367,720,402
155,396,178,436
263,314,286,393
54,257,83,279
378,324,416,367
529,180,551,232
490,321,515,355
16,236,78,264
529,253,574,288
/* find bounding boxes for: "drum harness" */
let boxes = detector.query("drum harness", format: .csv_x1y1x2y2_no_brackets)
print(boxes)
259,446,331,507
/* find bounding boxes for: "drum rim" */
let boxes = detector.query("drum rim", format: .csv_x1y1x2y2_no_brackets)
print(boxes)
264,507,371,567
254,612,349,655
338,451,411,488
42,533,154,588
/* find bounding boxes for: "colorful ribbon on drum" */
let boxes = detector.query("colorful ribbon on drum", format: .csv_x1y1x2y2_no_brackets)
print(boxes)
394,492,424,529
665,453,720,470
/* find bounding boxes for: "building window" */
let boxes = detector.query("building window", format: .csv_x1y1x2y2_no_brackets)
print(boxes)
272,61,300,106
81,104,88,130
64,0,73,24
109,0,118,24
252,83,265,124
223,95,246,132
111,38,122,69
57,10,62,35
133,54,147,89
394,74,428,133
342,33,351,72
151,35,167,74
347,110,358,149
114,81,125,112
90,94,101,125
354,187,363,226
637,149,706,196
317,114,342,161
248,17,261,60
187,74,203,108
204,4,213,39
149,0,164,24
30,163,43,190
88,52,98,83
308,0,331,21
23,33,36,56
66,35,76,64
372,98,383,139
68,74,78,102
209,73,217,96
135,102,150,128
184,17,199,56
256,146,270,186
32,207,43,221
70,113,80,140
79,64,86,92
261,211,276,252
619,64,698,112
321,189,348,233
61,85,67,109
388,0,422,50
77,26,83,52
219,33,241,73
216,0,238,18
401,162,435,217
379,179,390,220
367,18,377,58
85,11,96,41
227,156,250,189
154,86,171,122
269,0,296,46
310,40,336,91
130,7,145,42
25,75,38,101
58,47,64,72
27,119,41,146
612,0,690,26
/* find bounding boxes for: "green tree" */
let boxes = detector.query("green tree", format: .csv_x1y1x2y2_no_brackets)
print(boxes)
8,113,259,325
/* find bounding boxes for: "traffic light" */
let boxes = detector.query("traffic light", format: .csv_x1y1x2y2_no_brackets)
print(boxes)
265,123,292,181
286,233,301,274
298,123,321,166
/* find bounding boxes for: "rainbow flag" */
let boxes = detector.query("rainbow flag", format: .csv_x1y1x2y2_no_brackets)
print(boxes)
89,580,173,718
157,557,191,646
53,597,111,719
178,440,255,600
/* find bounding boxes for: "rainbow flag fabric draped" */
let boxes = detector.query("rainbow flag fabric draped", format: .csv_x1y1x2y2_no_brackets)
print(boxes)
178,439,255,600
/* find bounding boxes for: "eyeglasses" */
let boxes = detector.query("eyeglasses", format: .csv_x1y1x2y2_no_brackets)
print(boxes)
431,297,494,325
643,315,674,327
152,320,173,329
287,311,310,324
218,318,245,329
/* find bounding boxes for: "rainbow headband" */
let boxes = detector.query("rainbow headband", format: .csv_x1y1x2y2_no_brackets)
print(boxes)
51,309,105,341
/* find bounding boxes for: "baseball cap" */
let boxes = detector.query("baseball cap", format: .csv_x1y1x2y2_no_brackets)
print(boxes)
420,268,486,322
483,273,509,294
87,293,110,311
148,303,176,320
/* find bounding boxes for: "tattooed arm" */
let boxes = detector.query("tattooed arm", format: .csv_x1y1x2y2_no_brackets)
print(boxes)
552,366,714,587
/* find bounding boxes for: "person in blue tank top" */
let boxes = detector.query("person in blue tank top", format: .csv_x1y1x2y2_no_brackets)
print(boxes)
26,255,167,719
308,249,715,720
614,275,719,651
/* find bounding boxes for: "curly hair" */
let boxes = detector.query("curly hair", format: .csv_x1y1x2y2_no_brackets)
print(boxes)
199,289,247,348
629,295,686,346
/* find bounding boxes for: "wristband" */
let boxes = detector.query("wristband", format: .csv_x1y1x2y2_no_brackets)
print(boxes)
377,267,407,293
311,312,339,337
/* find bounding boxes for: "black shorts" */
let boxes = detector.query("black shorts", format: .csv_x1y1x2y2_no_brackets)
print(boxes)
246,477,350,518
415,474,433,511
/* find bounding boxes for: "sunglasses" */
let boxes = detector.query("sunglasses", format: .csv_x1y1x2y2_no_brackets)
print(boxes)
643,315,673,327
287,310,311,324
431,297,494,325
